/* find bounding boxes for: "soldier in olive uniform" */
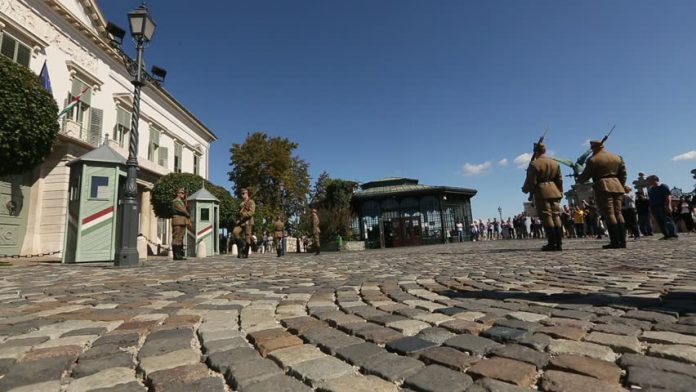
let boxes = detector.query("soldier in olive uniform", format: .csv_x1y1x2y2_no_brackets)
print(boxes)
273,214,285,257
171,188,190,260
522,142,564,251
237,188,256,258
311,208,320,255
577,140,627,249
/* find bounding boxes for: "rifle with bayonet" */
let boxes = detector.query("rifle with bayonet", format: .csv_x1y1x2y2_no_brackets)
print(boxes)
526,128,548,201
599,125,615,146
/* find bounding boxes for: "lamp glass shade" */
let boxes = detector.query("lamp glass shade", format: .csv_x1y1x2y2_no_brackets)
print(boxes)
128,7,156,41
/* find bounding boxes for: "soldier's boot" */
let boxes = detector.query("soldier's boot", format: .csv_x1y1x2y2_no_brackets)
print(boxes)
244,244,251,258
172,245,181,260
555,227,563,251
618,223,627,248
541,226,556,252
277,245,282,257
603,225,619,249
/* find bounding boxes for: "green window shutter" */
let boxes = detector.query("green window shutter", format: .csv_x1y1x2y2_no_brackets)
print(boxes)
158,146,168,167
70,79,91,105
89,108,103,146
150,128,160,145
116,107,131,129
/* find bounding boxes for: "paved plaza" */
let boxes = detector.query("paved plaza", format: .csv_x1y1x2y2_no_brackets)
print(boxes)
1,236,695,392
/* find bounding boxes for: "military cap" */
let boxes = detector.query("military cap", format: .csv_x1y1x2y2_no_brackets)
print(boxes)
589,140,603,147
176,188,186,194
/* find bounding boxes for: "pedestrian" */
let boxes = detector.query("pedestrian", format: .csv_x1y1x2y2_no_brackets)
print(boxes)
679,196,694,233
274,214,285,257
311,208,321,255
522,141,564,251
456,220,464,242
621,186,640,240
237,188,256,258
635,192,653,236
647,175,678,240
572,206,585,238
577,140,628,249
171,188,190,260
470,221,478,241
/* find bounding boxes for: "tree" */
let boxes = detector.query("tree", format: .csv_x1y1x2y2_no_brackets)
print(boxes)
303,174,358,244
0,56,59,176
228,132,311,230
150,173,238,230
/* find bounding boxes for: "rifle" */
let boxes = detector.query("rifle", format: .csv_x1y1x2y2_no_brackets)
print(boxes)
526,128,548,201
599,125,615,146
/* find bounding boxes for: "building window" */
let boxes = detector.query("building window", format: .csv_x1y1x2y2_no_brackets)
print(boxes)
148,127,160,161
89,176,109,199
193,154,200,176
66,78,92,137
0,32,31,67
174,142,182,173
158,146,169,168
114,107,131,148
200,208,210,221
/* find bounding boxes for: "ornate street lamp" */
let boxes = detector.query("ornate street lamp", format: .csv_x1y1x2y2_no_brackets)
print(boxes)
113,4,157,267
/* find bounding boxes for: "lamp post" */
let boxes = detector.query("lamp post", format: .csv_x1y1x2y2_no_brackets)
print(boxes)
114,4,156,267
498,206,503,222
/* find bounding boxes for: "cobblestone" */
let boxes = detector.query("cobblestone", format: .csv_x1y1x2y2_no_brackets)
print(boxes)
1,236,695,391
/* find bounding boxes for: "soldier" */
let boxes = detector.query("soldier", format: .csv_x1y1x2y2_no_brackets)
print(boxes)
273,213,285,257
237,188,256,258
577,140,627,249
311,208,320,255
522,142,564,251
171,188,190,260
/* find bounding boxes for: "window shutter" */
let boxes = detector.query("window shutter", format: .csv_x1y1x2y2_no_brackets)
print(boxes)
116,107,131,129
89,108,103,146
70,79,91,105
158,146,168,167
150,128,160,146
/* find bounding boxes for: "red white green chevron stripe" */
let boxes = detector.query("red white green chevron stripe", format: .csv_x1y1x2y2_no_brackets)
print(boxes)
197,225,213,240
81,206,114,235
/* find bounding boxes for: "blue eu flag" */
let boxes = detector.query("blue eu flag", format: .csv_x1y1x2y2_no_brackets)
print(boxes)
39,61,52,94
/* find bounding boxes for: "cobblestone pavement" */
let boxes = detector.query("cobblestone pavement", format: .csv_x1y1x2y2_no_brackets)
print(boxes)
1,236,695,392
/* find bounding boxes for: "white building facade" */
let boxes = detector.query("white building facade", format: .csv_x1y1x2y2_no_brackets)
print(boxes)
0,0,217,258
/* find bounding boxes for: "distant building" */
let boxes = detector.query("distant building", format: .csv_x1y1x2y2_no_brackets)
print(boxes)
351,178,477,248
0,0,216,258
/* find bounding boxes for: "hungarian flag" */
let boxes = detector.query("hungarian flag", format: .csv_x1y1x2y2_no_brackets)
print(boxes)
58,86,90,118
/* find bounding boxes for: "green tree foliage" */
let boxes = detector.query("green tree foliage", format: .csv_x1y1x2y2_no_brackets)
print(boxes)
0,56,59,176
228,132,311,230
150,173,238,229
303,174,358,243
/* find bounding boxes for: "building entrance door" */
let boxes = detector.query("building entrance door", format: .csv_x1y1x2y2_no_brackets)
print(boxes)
0,175,31,257
391,216,422,247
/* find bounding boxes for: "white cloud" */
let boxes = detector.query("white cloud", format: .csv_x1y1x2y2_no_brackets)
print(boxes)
672,150,696,161
513,153,533,169
581,139,591,147
498,158,508,166
461,161,492,176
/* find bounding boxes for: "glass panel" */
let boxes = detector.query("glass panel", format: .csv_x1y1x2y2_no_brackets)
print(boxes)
90,176,109,198
16,44,30,67
1,35,15,60
200,208,210,221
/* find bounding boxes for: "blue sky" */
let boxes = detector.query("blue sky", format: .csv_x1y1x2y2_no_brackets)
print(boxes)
100,1,696,220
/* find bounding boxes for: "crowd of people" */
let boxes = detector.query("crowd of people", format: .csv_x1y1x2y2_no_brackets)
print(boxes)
468,182,695,243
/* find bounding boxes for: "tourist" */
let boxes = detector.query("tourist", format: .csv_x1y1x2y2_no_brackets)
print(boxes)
572,206,585,238
635,192,653,236
456,220,464,242
621,186,640,239
679,196,694,233
647,175,678,240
